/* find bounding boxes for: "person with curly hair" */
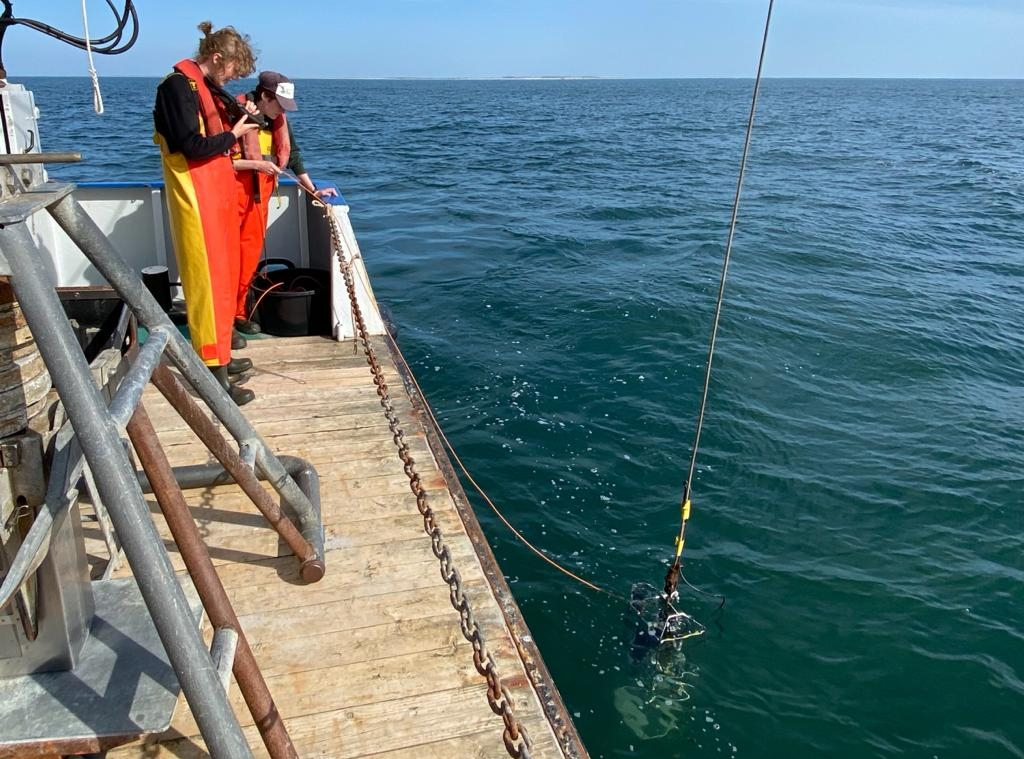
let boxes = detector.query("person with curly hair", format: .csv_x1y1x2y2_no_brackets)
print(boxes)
153,21,260,405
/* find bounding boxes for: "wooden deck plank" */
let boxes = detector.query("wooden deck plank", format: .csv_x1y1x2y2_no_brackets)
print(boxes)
357,732,531,759
90,491,476,572
109,686,559,759
86,493,477,580
96,335,579,759
147,406,417,445
168,645,491,735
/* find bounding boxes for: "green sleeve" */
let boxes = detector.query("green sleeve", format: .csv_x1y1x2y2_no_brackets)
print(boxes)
285,121,308,177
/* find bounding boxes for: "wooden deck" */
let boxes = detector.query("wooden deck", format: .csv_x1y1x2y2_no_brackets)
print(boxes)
94,334,586,759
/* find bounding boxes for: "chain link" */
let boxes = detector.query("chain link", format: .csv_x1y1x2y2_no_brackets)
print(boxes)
326,210,532,759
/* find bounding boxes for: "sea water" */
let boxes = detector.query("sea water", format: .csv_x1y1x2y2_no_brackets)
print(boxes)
26,76,1024,759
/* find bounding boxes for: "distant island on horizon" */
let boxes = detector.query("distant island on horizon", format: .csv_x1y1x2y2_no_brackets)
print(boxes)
11,74,1021,81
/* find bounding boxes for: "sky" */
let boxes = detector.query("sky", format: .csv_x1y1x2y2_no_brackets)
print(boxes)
2,0,1021,80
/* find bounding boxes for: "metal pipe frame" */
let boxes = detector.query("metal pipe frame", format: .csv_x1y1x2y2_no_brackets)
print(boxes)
46,194,325,564
127,403,298,759
0,324,185,605
211,626,241,693
0,222,253,759
106,325,171,427
0,152,81,165
0,419,80,610
135,455,323,572
150,364,325,582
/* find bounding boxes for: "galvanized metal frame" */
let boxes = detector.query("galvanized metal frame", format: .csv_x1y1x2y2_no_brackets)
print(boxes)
0,182,330,758
46,192,324,548
0,213,253,759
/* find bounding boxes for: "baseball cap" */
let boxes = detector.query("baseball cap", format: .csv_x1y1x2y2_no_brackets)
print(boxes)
257,71,297,111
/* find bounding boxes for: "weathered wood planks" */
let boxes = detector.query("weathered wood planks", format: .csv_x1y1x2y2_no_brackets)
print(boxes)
100,335,580,759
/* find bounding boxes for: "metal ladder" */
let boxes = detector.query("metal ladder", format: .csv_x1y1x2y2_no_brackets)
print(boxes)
0,173,326,759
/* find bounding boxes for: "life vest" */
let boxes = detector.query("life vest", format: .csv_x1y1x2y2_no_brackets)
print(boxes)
236,93,291,168
155,58,239,367
174,58,228,139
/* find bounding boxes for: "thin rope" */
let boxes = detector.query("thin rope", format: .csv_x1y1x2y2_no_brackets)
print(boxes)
666,0,775,593
287,174,625,601
81,0,103,114
389,329,623,601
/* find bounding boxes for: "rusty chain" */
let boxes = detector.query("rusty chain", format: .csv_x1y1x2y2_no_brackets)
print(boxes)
324,207,533,759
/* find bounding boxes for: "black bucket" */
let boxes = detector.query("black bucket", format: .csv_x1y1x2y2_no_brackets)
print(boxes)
250,259,331,337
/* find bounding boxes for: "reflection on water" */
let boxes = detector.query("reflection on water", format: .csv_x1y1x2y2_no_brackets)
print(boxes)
614,657,738,755
617,585,701,741
615,645,699,740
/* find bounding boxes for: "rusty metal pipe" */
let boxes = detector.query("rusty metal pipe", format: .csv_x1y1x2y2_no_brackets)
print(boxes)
135,456,323,566
150,363,324,582
126,403,299,759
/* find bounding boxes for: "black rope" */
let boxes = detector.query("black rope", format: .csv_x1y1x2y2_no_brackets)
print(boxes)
0,1,139,77
663,0,775,599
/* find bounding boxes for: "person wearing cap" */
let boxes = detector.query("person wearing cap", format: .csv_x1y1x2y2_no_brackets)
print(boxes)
231,71,337,335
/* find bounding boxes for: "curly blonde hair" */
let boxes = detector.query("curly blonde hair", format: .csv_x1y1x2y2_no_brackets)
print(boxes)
196,21,256,77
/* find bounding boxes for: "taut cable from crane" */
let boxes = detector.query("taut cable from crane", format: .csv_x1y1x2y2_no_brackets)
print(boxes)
636,0,776,648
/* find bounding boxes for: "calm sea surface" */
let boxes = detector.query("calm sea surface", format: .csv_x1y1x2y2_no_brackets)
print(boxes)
25,76,1024,759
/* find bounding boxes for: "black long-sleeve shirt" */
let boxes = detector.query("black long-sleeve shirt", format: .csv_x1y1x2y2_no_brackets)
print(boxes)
153,72,236,159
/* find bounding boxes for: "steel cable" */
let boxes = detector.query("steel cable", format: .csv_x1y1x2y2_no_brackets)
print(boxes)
664,0,775,599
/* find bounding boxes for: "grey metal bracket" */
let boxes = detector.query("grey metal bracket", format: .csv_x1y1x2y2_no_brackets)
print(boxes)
0,180,74,225
0,577,203,757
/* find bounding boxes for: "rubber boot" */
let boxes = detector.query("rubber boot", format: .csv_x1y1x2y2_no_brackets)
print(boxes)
210,365,255,406
227,356,252,375
231,330,247,350
234,317,261,335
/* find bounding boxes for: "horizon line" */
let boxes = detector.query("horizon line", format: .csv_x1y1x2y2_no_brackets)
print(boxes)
7,74,1022,82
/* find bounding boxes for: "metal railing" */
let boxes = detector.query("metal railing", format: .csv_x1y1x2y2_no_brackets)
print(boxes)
0,179,325,759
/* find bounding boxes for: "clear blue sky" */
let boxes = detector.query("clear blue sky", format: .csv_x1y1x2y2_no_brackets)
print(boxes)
4,0,1021,79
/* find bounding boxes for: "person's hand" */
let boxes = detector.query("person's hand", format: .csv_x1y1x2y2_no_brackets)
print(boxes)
314,187,339,198
230,115,258,138
256,160,282,176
